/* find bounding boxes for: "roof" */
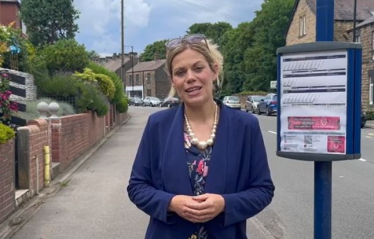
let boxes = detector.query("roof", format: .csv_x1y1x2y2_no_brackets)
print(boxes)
356,15,374,28
0,0,20,3
306,0,374,21
127,60,166,73
104,57,131,72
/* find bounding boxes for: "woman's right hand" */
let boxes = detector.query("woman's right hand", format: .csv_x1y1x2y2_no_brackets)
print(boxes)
168,195,201,223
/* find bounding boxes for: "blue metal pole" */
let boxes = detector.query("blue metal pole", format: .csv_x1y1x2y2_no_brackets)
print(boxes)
315,0,334,239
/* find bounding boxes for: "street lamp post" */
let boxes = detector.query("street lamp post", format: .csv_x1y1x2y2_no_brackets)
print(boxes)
131,46,134,97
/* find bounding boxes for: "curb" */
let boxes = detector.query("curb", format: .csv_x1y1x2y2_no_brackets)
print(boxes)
0,114,131,239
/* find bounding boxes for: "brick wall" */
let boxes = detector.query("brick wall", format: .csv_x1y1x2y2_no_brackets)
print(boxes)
334,21,354,42
0,2,21,29
27,120,49,196
51,112,105,170
0,139,15,224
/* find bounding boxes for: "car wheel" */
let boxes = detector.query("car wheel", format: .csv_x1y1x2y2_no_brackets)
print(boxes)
267,107,272,116
257,107,261,115
251,106,254,113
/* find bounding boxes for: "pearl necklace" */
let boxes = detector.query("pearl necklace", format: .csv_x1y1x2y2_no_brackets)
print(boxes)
184,103,218,151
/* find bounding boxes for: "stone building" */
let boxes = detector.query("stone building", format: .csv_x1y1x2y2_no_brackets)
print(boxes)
286,0,374,110
125,59,170,99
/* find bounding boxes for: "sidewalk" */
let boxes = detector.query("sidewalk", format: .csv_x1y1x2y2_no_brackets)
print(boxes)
0,108,274,239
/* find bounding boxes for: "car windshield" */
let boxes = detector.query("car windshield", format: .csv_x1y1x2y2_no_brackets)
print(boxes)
272,95,277,100
228,96,240,101
253,96,264,102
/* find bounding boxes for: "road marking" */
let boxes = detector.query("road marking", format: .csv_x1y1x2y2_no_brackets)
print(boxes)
359,158,367,162
268,131,277,135
366,136,371,139
339,176,344,178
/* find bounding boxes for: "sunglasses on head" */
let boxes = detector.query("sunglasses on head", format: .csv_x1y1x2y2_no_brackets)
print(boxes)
165,34,210,51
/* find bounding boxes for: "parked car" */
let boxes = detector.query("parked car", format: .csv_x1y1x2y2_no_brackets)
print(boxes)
160,97,180,108
143,96,162,107
132,97,143,106
222,96,241,109
257,93,277,115
245,95,265,113
361,111,367,128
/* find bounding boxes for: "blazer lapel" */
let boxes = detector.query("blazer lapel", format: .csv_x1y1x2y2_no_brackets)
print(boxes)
161,104,193,195
205,103,228,194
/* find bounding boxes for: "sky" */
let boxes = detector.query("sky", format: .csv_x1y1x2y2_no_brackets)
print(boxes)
74,0,264,57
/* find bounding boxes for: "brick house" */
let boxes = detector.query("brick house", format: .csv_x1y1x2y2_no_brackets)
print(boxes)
286,0,374,110
0,0,22,29
126,59,170,99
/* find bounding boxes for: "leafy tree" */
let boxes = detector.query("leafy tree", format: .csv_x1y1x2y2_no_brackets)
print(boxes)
187,22,232,46
140,40,167,61
20,0,80,46
41,39,89,74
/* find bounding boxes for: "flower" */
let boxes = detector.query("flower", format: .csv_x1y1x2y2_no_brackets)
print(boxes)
203,165,209,177
197,160,204,175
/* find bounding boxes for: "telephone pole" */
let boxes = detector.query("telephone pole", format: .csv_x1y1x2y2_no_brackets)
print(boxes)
121,0,125,87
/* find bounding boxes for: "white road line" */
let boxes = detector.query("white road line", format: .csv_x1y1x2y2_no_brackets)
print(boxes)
359,158,367,162
268,131,277,135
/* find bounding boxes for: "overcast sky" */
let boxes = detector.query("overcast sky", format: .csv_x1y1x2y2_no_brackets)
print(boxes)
74,0,264,56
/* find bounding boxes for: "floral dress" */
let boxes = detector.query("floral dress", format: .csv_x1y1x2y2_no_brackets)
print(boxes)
184,132,212,239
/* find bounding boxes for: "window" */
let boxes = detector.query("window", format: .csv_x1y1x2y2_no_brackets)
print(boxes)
136,74,139,85
370,75,374,105
129,75,133,85
299,15,306,37
355,34,361,43
147,73,151,84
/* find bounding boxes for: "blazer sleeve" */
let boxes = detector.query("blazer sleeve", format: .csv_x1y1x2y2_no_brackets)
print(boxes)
127,117,175,224
221,117,275,227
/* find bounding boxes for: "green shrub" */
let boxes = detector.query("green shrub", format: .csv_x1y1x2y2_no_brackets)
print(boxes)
41,39,90,74
0,123,15,144
16,98,76,121
76,83,108,117
74,68,115,100
88,62,123,104
366,111,374,120
116,95,128,113
37,74,79,97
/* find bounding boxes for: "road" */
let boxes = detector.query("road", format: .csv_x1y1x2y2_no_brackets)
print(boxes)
255,113,374,239
10,106,374,239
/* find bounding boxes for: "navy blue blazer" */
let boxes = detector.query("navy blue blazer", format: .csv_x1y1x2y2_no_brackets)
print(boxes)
127,102,275,239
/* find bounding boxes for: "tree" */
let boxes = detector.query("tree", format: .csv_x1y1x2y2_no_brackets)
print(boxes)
187,22,232,46
20,0,80,46
140,40,167,62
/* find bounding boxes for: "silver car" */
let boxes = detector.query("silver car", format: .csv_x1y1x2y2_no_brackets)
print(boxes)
143,96,162,107
245,95,264,113
222,96,241,109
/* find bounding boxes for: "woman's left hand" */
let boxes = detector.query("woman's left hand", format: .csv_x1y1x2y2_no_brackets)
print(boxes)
184,193,225,223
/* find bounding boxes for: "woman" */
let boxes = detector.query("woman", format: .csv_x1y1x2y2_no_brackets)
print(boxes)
127,34,275,239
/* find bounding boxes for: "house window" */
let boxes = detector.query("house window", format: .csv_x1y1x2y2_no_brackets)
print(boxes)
355,34,361,43
299,15,306,37
370,75,374,105
136,74,139,85
129,75,133,85
147,73,151,84
147,89,151,96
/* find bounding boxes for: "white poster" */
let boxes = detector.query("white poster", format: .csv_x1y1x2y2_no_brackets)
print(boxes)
280,50,347,154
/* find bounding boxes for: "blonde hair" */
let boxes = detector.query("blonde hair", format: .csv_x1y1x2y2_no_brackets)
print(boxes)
165,39,224,98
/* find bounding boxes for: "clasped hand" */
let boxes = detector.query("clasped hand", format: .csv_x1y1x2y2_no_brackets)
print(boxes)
169,194,225,223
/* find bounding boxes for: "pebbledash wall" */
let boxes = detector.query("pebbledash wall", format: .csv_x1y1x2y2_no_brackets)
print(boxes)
0,110,128,224
0,68,37,101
